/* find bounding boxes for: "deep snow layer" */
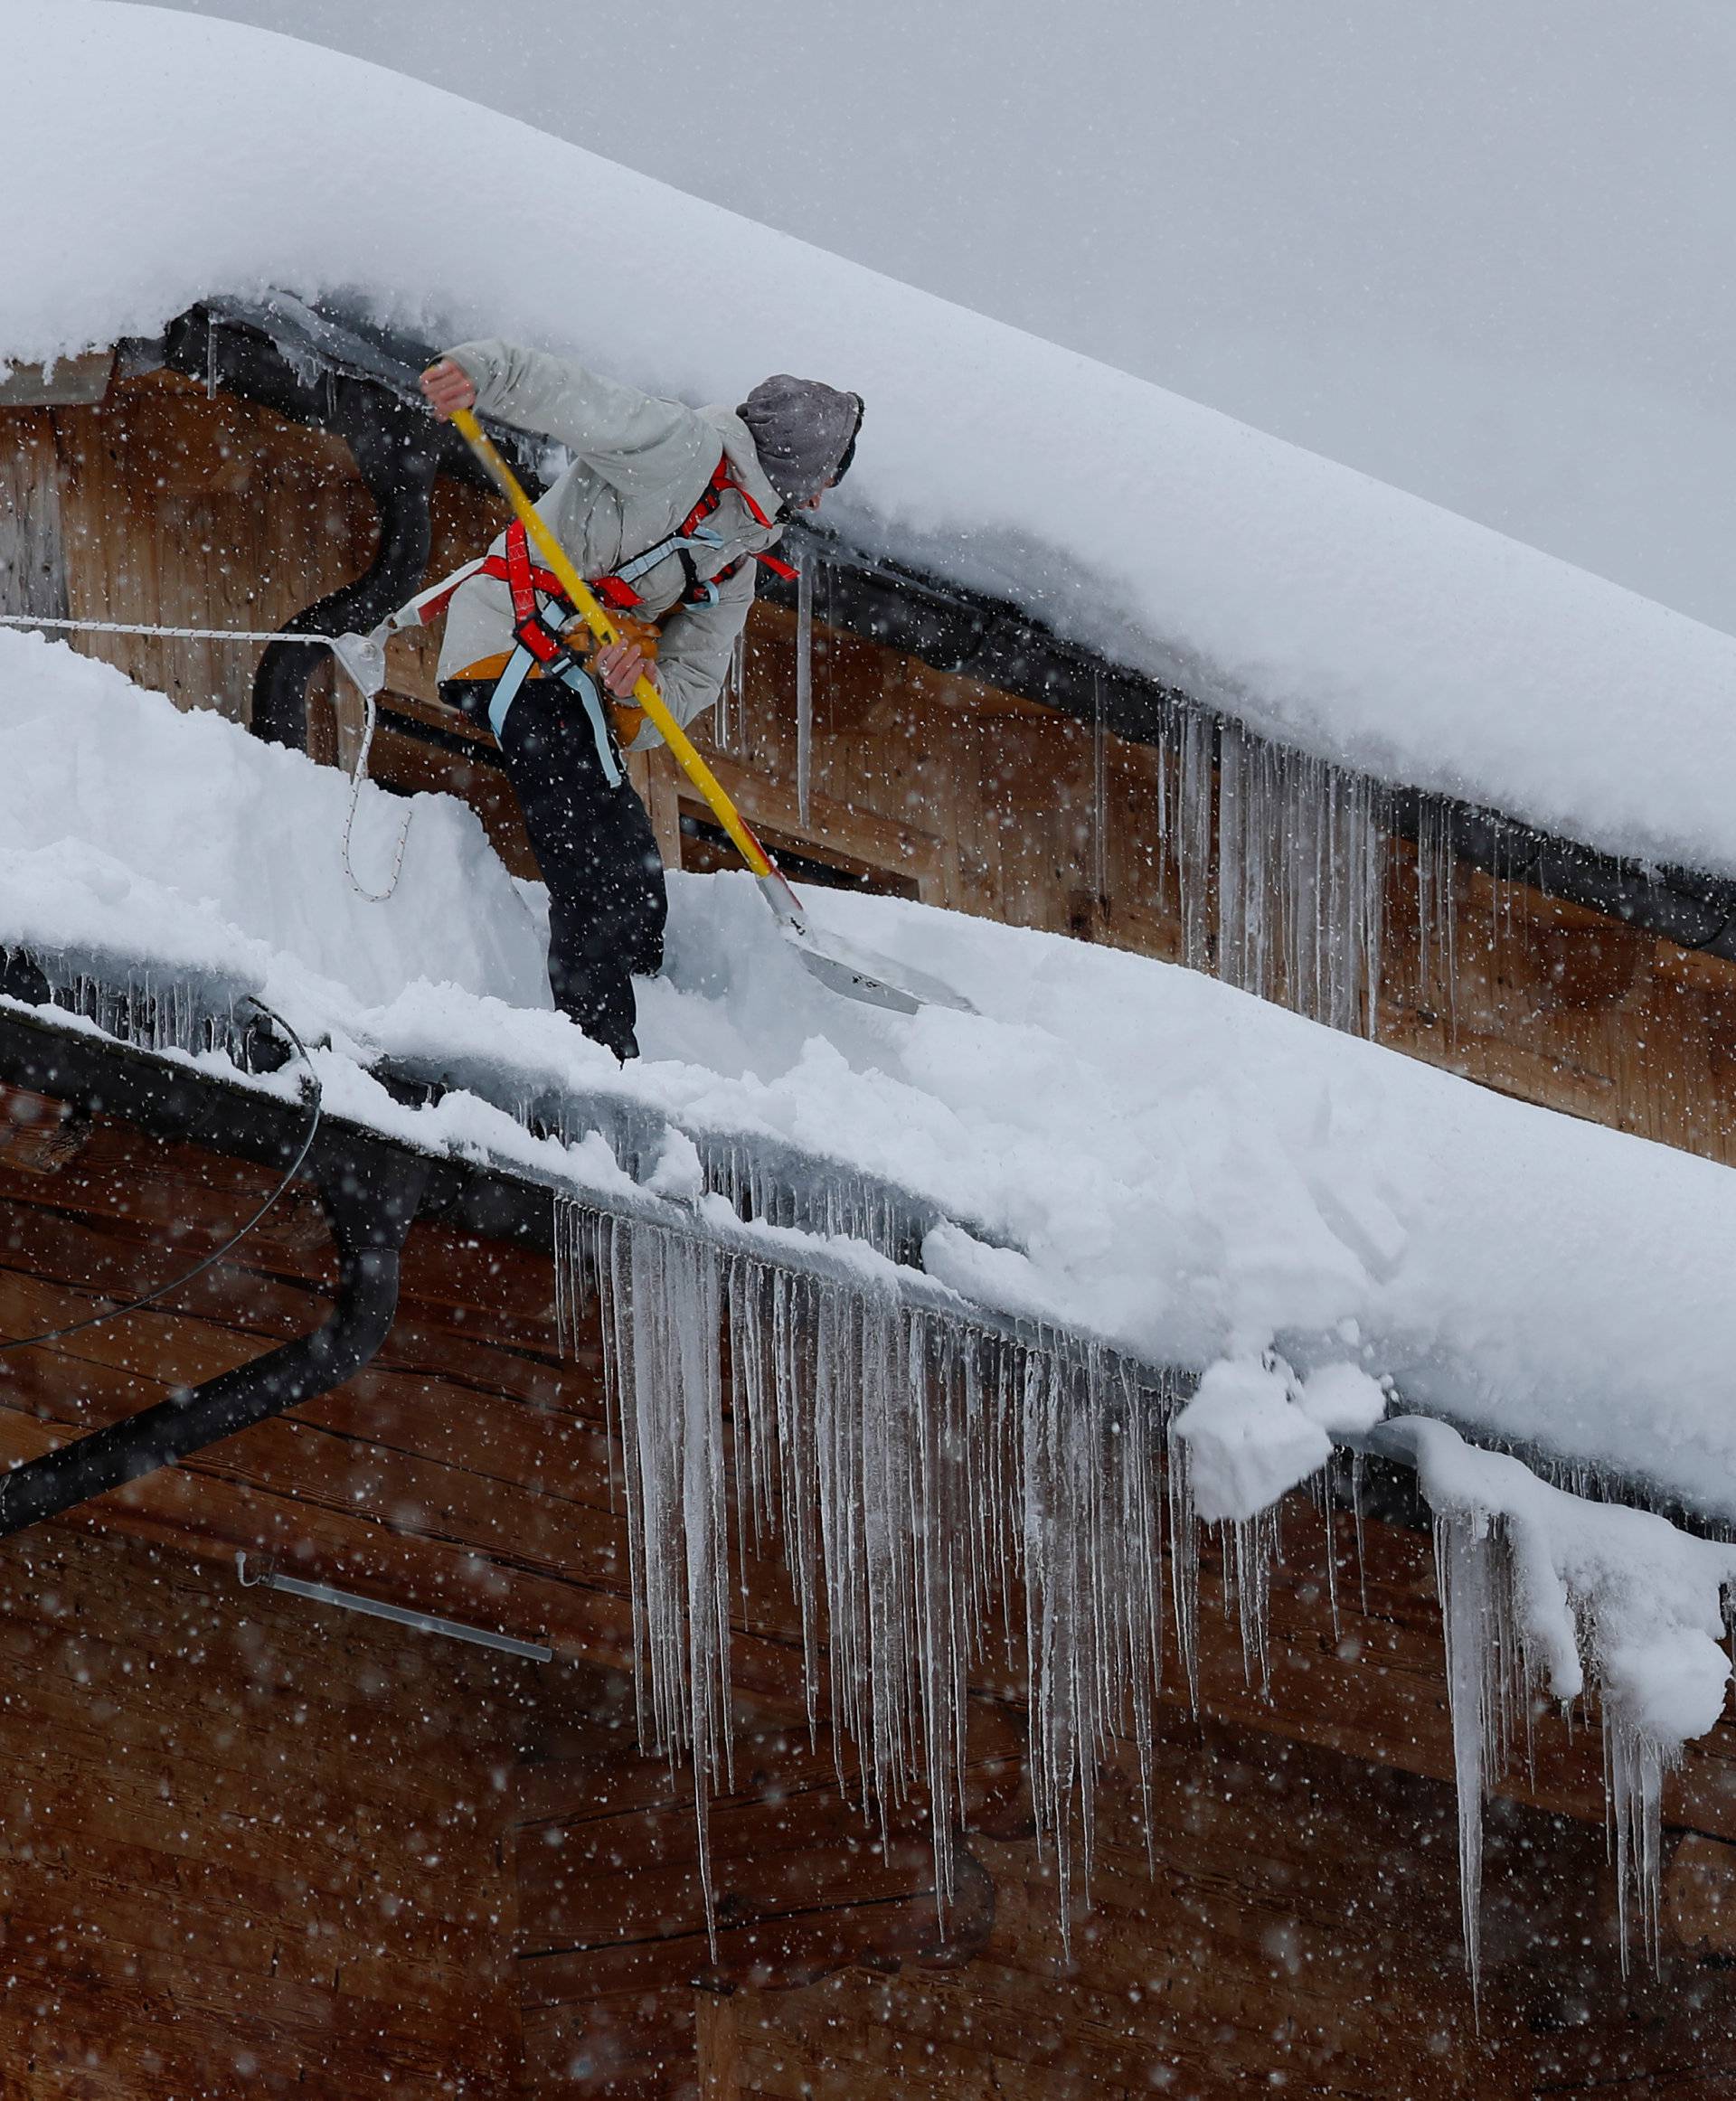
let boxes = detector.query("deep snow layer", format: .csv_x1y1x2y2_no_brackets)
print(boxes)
9,5,1736,882
9,625,1736,1519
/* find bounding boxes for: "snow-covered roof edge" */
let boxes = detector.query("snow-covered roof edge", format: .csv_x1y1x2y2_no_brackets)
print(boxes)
11,4,1736,884
34,284,1736,981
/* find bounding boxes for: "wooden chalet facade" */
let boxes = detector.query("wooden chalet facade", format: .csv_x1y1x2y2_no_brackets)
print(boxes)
2,300,1736,2098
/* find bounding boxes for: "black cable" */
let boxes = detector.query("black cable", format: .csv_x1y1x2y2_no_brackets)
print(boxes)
0,997,324,1356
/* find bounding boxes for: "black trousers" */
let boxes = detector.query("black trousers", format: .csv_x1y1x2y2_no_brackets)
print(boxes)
442,674,666,1060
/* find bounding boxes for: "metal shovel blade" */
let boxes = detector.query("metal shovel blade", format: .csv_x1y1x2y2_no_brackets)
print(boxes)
783,921,976,1016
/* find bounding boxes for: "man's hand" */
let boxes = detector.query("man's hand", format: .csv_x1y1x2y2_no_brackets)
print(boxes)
420,359,477,419
593,636,658,701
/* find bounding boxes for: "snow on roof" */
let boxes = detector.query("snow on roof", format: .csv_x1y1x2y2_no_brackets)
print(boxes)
9,621,1736,1532
9,4,1736,883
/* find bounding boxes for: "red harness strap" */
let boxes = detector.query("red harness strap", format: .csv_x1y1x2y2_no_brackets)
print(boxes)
476,521,570,664
590,452,781,611
440,452,788,661
717,458,776,532
707,549,799,592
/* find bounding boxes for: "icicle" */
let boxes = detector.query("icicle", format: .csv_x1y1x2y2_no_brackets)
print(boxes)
712,623,748,757
556,1199,1190,1949
1178,716,1392,1036
1429,1507,1548,2014
1350,1446,1371,1618
1314,1461,1342,1641
1215,738,1386,1036
1415,798,1459,1045
1433,1511,1497,2010
1166,1415,1202,1717
1009,1337,1173,1936
589,1215,734,1939
1178,710,1214,973
1118,1360,1169,1872
33,957,253,1066
552,1197,582,1360
1604,1710,1676,1976
694,1134,928,1267
1230,1510,1278,1691
1397,1418,1736,2001
795,553,814,827
1360,775,1388,1040
1415,806,1437,1012
1091,671,1109,912
1215,723,1249,993
1149,708,1174,919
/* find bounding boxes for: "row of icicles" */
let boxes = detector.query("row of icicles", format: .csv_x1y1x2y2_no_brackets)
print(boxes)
556,1199,1683,1998
719,582,1461,1046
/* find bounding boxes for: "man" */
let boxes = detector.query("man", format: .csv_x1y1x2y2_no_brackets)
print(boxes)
420,344,863,1059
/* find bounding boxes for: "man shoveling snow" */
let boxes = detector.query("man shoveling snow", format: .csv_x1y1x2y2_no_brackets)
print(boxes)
419,345,863,1060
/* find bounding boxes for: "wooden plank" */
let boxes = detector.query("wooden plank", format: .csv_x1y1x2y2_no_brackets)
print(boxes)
627,745,684,867
367,714,543,881
697,1993,743,2101
0,409,67,621
523,1996,696,2098
683,1728,1728,2101
0,350,115,407
0,1107,580,1361
49,375,374,721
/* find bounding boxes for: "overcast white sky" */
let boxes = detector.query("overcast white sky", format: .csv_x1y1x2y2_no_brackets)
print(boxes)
138,0,1736,635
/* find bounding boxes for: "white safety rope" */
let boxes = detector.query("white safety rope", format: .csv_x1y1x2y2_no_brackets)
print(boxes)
0,612,331,645
0,611,412,903
340,691,410,903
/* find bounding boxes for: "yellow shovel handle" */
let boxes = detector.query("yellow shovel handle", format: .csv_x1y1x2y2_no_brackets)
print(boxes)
449,407,780,886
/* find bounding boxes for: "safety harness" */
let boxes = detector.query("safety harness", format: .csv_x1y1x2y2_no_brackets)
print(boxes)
397,450,797,783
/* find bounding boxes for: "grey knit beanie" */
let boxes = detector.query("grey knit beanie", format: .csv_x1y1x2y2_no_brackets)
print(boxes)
737,375,863,510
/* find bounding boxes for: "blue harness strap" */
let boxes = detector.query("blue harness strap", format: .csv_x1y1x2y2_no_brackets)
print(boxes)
486,645,536,741
488,647,623,789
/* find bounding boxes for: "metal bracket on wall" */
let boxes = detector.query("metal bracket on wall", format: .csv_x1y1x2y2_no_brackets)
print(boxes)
235,1553,552,1662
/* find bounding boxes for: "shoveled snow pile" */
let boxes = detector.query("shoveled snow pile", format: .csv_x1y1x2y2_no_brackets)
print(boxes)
1175,1355,1387,1524
9,3,1736,880
9,624,1736,1529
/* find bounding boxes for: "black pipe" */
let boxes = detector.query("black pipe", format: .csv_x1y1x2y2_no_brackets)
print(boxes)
0,1146,427,1540
250,381,446,749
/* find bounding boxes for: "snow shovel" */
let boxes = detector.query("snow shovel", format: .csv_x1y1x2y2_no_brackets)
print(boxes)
433,404,971,1018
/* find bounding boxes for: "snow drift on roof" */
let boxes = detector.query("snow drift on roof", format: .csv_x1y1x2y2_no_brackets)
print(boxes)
8,4,1736,881
9,622,1736,1526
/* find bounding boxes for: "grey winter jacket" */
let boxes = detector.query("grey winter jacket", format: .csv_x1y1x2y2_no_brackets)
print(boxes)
437,340,786,744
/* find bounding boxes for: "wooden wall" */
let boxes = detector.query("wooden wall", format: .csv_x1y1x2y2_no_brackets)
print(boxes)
0,374,373,723
2,1077,1736,2091
683,1744,1644,2101
0,1523,532,2098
